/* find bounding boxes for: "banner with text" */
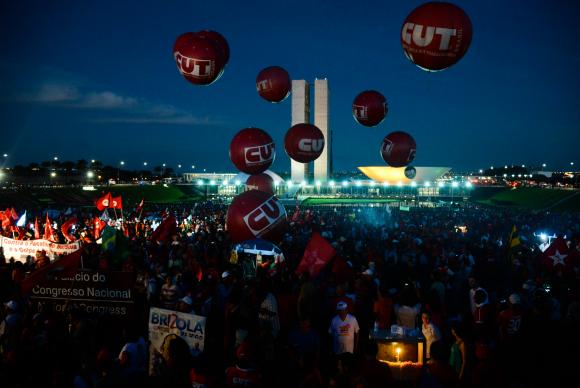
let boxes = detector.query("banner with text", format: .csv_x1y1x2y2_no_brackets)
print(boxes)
29,270,134,318
148,307,206,376
0,236,81,262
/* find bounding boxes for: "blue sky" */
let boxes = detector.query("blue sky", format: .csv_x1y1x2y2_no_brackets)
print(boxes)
1,0,579,173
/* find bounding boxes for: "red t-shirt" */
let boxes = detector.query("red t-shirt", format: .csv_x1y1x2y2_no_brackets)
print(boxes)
225,366,260,387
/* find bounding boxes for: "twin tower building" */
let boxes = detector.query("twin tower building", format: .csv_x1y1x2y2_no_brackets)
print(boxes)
290,79,332,183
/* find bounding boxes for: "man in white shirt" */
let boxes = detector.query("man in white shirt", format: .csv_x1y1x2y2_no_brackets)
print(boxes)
329,301,360,354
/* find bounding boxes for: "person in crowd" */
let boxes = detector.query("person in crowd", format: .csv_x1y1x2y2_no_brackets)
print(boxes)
329,301,360,355
421,311,441,360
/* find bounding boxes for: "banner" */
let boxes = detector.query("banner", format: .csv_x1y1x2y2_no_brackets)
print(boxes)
29,270,134,317
148,307,206,376
0,236,80,262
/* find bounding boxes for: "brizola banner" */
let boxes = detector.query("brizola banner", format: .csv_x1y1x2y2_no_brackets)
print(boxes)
29,270,134,318
148,307,206,376
0,236,80,262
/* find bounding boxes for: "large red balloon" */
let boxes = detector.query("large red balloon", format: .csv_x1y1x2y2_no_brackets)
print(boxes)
380,131,416,167
352,90,388,127
246,173,275,195
256,66,291,103
173,32,225,85
230,128,275,174
226,190,287,243
401,2,472,71
196,30,230,64
284,123,325,163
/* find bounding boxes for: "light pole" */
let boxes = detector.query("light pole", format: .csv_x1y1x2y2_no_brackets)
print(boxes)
118,161,124,182
87,170,94,185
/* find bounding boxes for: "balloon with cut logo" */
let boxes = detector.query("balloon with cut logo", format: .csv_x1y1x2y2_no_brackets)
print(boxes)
284,123,325,163
352,90,388,127
230,127,275,174
226,190,287,243
173,31,227,85
256,66,291,103
196,30,230,64
246,173,275,195
401,2,472,71
380,131,416,167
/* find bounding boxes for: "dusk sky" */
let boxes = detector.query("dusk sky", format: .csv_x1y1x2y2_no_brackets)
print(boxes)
1,0,579,173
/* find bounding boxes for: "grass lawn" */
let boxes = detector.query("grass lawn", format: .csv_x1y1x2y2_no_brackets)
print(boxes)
477,187,578,210
301,197,399,206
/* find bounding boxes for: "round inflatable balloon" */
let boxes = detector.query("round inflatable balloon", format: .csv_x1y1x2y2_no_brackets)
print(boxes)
380,131,416,167
284,123,325,163
404,166,417,179
401,2,472,71
226,190,287,243
173,32,225,85
196,30,230,64
246,173,275,195
352,90,388,127
256,66,291,103
230,128,275,174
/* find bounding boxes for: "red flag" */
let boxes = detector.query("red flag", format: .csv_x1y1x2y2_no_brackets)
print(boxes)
295,232,336,278
542,236,572,272
61,217,78,242
111,196,123,209
10,208,19,221
43,213,56,242
96,192,112,211
291,205,301,222
151,215,177,243
20,249,82,294
135,198,144,213
34,217,40,239
94,217,106,239
1,209,11,230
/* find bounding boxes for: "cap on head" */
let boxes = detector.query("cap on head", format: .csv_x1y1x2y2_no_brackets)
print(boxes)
336,301,348,311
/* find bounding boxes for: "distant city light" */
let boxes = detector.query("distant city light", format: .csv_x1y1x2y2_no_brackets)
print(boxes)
382,182,389,187
504,165,508,169
2,154,7,158
424,181,431,187
143,162,148,166
518,174,522,178
300,180,307,187
503,173,508,177
540,233,547,242
521,164,525,168
87,171,94,178
490,166,494,170
315,180,321,187
191,165,195,169
54,156,58,161
355,181,362,187
120,161,125,165
396,181,403,187
235,180,241,186
91,159,95,163
197,179,204,185
177,164,181,168
342,180,349,187
287,180,293,187
410,181,417,187
222,179,229,186
438,182,444,188
369,181,376,187
451,181,459,188
465,181,472,188
209,180,216,185
479,169,483,173
542,163,546,168
162,163,166,167
329,180,335,187
50,172,56,177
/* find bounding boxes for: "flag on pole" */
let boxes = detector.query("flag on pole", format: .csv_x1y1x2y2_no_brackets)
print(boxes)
295,232,336,278
506,225,521,262
542,236,572,273
43,213,56,242
96,192,112,211
151,215,177,243
60,217,78,242
94,217,106,239
34,217,40,239
1,210,11,230
135,198,144,213
10,208,19,221
111,196,123,209
16,211,27,227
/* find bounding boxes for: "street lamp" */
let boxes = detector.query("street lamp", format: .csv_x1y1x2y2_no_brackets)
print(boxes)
53,156,58,161
118,161,125,182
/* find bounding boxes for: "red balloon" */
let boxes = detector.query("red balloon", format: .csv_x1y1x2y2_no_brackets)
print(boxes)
246,173,275,195
173,32,225,85
352,90,388,127
230,128,275,174
380,131,416,167
226,190,287,243
256,66,291,103
196,30,230,64
401,2,472,71
284,123,325,163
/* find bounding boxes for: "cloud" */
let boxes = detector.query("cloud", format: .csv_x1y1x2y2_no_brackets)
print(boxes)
24,83,80,102
78,91,138,109
12,80,218,125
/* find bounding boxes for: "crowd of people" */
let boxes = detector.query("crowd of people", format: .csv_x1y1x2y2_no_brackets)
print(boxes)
0,200,579,387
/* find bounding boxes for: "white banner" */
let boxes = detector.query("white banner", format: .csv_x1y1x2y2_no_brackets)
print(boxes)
0,237,81,262
148,307,206,376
